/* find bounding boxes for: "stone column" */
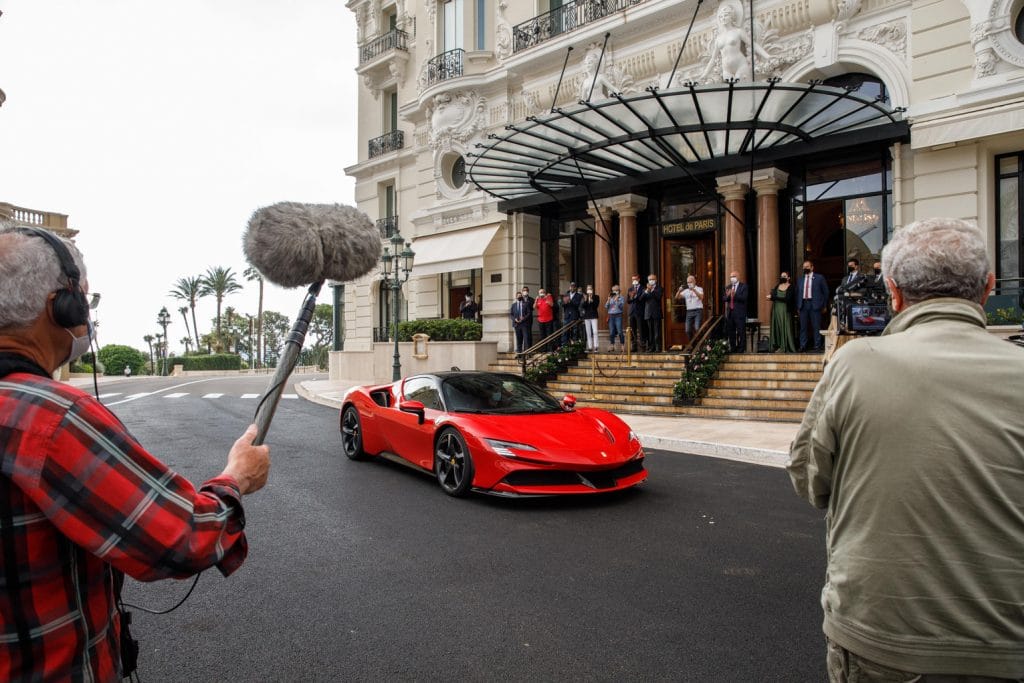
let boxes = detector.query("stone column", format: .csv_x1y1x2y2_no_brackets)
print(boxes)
609,194,647,294
589,206,615,331
753,169,788,324
715,176,749,282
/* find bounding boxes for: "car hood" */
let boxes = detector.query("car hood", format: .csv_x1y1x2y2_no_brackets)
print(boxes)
462,409,640,466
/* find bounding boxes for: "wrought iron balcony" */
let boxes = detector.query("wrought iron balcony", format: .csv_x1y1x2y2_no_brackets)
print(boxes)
513,0,646,53
376,215,399,239
425,48,464,87
359,29,409,64
368,130,404,158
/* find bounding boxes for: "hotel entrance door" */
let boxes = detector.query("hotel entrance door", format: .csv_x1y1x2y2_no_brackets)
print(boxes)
662,234,717,349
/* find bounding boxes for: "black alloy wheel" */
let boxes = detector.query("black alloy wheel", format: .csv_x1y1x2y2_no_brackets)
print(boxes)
340,406,365,460
434,428,473,497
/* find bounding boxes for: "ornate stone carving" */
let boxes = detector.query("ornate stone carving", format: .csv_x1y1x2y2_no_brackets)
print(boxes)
699,0,775,83
426,0,436,26
577,42,638,101
833,0,864,34
757,27,813,78
417,39,433,93
388,59,406,84
858,21,907,58
519,88,543,119
427,91,487,151
367,0,380,37
354,4,367,43
363,75,381,99
495,0,513,62
975,47,999,77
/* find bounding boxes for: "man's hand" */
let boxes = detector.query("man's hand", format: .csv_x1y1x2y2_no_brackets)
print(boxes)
222,424,271,495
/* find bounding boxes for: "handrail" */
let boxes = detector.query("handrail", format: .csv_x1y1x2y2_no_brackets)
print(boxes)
517,319,585,376
359,28,409,64
681,315,725,359
425,48,464,87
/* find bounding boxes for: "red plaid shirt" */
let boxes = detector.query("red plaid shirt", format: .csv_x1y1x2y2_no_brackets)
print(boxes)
1,372,248,682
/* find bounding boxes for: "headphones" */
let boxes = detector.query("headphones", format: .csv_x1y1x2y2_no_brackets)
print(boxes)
13,227,91,329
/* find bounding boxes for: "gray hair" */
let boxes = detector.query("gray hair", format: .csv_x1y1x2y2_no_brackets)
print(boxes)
881,217,989,306
0,222,88,331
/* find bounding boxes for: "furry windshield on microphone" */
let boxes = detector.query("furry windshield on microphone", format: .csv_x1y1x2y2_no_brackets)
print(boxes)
243,202,381,288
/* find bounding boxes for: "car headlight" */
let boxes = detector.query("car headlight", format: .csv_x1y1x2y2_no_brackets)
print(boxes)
485,439,539,459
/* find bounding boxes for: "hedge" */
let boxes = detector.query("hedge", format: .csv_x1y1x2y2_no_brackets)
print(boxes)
165,353,242,371
396,319,482,342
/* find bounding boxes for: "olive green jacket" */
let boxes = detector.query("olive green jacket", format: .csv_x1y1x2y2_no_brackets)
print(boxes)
788,298,1024,677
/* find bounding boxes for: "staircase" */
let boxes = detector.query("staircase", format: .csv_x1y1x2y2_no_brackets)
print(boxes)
489,351,822,422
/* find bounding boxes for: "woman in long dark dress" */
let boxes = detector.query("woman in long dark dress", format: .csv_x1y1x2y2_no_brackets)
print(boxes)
767,272,797,352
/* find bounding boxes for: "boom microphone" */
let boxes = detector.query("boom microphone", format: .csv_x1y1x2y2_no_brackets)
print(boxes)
242,202,381,445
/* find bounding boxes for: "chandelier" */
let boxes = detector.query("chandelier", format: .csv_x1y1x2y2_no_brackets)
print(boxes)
846,197,880,225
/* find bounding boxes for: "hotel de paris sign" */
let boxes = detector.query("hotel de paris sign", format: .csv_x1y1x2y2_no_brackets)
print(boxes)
661,216,719,238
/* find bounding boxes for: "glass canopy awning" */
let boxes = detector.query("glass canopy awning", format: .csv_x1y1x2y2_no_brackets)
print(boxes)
468,79,908,211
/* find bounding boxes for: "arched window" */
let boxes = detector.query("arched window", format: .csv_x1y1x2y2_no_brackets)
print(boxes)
823,73,888,104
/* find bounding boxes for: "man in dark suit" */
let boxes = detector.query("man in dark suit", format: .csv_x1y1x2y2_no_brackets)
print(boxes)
868,260,887,291
840,258,867,291
638,273,664,352
797,259,829,352
510,292,531,353
626,274,646,351
723,270,748,352
519,286,534,349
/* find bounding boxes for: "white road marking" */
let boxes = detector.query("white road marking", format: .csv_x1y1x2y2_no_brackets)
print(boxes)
282,394,298,399
202,393,224,399
124,393,151,400
165,393,189,398
106,378,222,406
241,393,260,399
98,393,122,399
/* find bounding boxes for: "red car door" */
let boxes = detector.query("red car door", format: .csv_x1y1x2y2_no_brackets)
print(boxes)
381,376,441,470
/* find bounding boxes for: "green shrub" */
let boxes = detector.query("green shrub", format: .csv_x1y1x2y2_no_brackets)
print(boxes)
396,318,482,342
165,353,242,371
97,344,146,376
70,362,93,374
674,339,729,402
525,340,585,386
986,307,1023,325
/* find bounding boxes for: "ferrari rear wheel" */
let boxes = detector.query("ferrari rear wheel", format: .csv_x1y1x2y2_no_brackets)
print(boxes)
434,428,473,497
340,405,366,460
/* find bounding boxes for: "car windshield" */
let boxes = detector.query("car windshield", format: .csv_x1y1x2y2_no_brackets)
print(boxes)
441,374,563,414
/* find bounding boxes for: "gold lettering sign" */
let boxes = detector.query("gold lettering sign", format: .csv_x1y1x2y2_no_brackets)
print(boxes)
662,217,718,236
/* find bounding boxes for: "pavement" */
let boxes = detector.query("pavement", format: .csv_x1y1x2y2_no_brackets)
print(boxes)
296,378,799,468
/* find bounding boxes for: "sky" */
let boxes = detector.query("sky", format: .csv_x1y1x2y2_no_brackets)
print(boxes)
0,0,359,352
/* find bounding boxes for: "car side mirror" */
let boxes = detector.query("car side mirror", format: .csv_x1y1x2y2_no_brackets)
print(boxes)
562,394,576,410
399,400,426,425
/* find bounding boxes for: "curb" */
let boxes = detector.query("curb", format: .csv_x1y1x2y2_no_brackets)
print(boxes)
295,381,342,410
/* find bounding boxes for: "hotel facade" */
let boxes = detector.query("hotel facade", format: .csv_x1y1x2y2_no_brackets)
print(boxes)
339,0,1024,375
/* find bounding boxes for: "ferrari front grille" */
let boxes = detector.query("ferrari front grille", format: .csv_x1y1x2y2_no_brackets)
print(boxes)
502,459,645,489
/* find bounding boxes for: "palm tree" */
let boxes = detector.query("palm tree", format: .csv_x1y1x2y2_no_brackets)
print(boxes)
180,336,192,354
143,334,154,374
201,266,243,344
169,276,205,354
177,306,192,350
244,266,264,368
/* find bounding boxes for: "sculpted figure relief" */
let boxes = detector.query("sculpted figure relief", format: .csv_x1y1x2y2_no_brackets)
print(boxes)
577,43,637,102
700,1,770,82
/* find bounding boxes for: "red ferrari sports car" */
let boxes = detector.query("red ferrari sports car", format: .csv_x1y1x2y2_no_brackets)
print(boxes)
339,371,647,497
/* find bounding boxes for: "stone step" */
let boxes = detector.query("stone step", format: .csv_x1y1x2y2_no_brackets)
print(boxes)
546,381,676,396
717,369,822,381
574,398,806,422
705,387,814,400
698,396,809,410
559,368,681,383
719,360,822,372
710,378,820,391
724,353,822,363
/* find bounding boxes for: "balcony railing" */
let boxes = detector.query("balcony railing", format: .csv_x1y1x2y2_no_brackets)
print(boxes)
359,29,409,64
425,48,464,87
513,0,646,53
368,130,404,158
376,215,399,239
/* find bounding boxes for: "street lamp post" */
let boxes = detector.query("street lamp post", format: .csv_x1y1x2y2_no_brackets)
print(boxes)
380,231,415,381
156,307,171,376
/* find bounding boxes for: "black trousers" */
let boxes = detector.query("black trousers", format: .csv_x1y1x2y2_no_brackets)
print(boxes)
727,309,746,351
629,314,645,348
644,318,661,352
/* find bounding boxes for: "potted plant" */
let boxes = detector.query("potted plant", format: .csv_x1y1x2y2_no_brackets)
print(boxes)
673,339,729,406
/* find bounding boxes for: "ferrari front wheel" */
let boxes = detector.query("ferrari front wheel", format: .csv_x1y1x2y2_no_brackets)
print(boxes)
340,405,365,460
434,428,473,497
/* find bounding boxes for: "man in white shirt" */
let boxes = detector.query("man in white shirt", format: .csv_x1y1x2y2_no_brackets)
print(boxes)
678,275,704,340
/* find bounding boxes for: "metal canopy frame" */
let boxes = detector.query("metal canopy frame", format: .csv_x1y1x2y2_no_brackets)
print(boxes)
468,79,908,212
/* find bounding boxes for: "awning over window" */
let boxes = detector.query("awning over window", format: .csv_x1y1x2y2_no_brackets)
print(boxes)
411,224,501,277
468,80,909,212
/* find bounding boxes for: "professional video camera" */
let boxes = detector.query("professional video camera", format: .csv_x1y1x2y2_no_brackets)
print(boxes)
835,280,891,335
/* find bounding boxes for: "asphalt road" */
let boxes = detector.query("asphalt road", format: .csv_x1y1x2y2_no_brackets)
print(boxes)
97,374,828,682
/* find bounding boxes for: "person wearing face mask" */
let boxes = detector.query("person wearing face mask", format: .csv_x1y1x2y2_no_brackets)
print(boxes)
510,290,531,353
520,286,534,349
604,285,625,352
766,272,797,352
626,274,646,352
677,275,705,342
534,288,555,350
796,260,829,352
562,282,583,345
638,273,664,352
0,226,270,682
579,285,601,352
868,260,887,291
459,291,478,320
723,271,748,352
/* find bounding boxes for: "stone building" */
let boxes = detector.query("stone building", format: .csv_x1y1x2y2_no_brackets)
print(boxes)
339,0,1024,375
